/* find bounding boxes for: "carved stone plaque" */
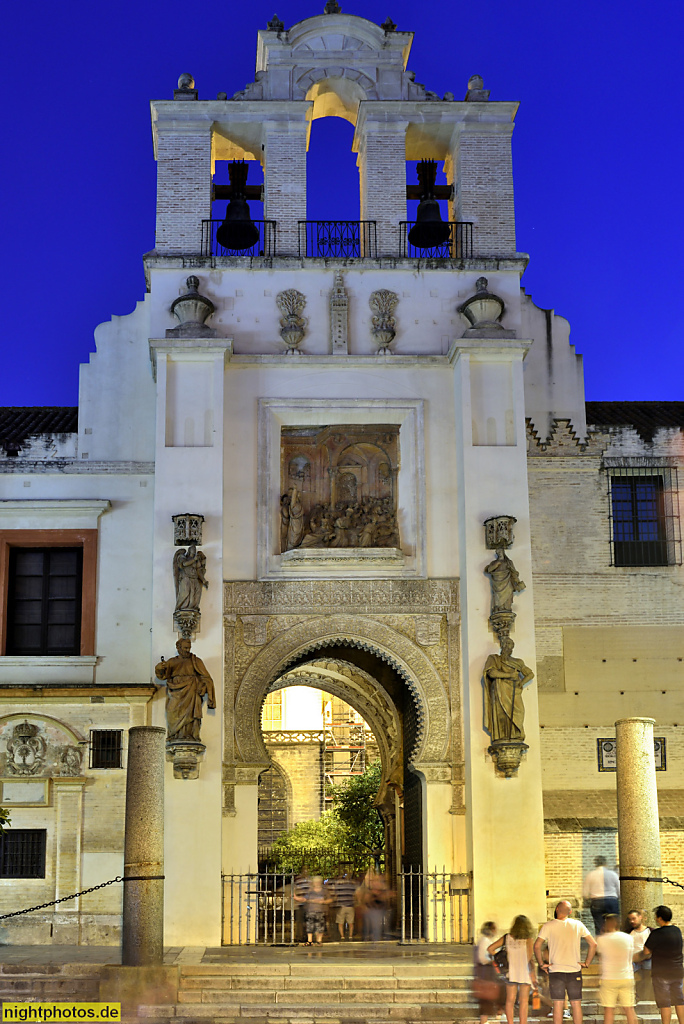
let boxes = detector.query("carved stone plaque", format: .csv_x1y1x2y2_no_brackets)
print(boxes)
241,615,268,646
280,425,400,552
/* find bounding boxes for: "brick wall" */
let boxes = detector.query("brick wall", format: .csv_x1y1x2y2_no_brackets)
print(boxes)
155,127,212,254
454,125,516,257
358,124,407,256
263,124,308,255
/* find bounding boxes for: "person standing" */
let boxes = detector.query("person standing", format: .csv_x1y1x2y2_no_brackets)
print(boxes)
333,871,358,941
583,856,620,935
626,909,652,1003
489,915,536,1024
534,900,597,1024
636,905,684,1024
596,914,638,1024
474,921,504,1024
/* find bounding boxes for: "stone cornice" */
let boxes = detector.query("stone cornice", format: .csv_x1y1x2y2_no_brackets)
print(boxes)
142,252,530,274
0,461,154,475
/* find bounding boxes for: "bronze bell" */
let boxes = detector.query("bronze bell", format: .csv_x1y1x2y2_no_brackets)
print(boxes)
408,160,450,250
216,161,260,251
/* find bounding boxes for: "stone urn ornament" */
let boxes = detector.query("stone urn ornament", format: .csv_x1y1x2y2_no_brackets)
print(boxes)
276,289,307,353
167,277,216,337
458,277,515,337
369,290,399,353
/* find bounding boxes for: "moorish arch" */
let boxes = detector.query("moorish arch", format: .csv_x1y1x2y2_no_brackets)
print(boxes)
268,657,404,793
233,614,449,769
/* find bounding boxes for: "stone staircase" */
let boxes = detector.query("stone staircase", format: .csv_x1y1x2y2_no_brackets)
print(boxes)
0,957,663,1024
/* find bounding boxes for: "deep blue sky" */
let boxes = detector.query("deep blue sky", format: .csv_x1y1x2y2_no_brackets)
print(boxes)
2,0,682,406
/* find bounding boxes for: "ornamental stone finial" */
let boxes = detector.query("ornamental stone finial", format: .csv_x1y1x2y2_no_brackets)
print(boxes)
174,74,198,100
167,278,216,338
276,290,307,353
369,290,399,353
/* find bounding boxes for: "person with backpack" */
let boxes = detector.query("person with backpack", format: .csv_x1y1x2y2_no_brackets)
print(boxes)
489,916,536,1024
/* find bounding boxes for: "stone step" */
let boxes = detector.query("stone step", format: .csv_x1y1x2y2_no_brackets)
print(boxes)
135,1004,477,1020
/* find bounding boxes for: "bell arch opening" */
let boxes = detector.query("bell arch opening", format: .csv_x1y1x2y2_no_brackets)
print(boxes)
305,76,367,124
306,116,359,223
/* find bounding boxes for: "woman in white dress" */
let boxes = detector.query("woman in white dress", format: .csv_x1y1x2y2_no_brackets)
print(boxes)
489,915,536,1024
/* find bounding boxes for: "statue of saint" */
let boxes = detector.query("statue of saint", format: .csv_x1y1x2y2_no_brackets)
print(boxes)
483,637,534,742
484,549,525,614
155,638,216,742
173,544,208,614
286,486,304,549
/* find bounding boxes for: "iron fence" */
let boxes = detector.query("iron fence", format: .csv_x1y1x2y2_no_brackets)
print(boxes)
298,221,377,258
399,221,473,259
201,219,277,258
221,867,470,945
400,867,471,943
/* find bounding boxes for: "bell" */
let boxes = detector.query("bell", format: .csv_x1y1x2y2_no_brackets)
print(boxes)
408,160,450,250
216,161,260,251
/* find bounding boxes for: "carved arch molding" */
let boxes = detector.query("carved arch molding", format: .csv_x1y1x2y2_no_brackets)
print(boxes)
223,579,464,816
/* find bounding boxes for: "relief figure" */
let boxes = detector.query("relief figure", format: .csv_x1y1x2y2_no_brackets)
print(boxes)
483,637,534,742
155,638,216,742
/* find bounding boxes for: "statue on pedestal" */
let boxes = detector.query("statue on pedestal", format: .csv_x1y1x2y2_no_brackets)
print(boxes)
155,638,215,743
173,544,208,636
483,637,534,778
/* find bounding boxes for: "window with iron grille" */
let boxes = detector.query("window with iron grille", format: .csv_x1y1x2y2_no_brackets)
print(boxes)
6,547,82,655
0,829,47,878
90,730,123,769
607,467,681,566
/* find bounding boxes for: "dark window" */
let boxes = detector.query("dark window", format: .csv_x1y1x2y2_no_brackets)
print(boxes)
6,548,82,655
90,730,123,769
611,476,667,566
0,829,46,878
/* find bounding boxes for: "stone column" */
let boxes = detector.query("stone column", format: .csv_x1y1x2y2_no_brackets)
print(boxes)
153,120,213,255
356,119,407,257
616,717,662,915
122,726,166,967
263,120,309,256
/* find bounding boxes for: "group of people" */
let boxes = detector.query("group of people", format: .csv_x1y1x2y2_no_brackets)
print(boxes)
281,489,399,551
293,870,393,944
475,901,684,1024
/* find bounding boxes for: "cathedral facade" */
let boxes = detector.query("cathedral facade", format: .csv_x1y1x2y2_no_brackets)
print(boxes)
0,9,682,948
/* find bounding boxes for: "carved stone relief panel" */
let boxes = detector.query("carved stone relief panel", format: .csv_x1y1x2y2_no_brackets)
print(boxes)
0,718,84,779
280,424,400,552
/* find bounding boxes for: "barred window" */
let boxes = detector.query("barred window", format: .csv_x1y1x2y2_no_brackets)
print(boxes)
6,547,82,655
0,829,46,878
90,730,123,769
608,467,681,566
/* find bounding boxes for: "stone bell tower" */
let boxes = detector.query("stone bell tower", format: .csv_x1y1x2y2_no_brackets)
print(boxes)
135,4,582,945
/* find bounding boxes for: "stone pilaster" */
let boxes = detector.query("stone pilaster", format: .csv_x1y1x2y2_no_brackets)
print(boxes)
263,120,308,256
154,121,212,255
122,726,165,966
52,776,86,944
356,120,407,257
616,717,663,915
449,122,516,258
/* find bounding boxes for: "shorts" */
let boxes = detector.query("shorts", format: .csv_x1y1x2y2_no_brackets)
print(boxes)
652,976,684,1008
549,972,582,1002
336,905,355,927
305,910,326,935
600,979,635,1008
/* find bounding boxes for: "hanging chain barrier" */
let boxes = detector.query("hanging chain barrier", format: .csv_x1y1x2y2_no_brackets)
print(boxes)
620,875,684,891
0,874,165,921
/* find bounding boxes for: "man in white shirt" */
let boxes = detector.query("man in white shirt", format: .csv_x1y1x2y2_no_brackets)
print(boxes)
534,901,597,1024
597,914,638,1024
583,856,620,935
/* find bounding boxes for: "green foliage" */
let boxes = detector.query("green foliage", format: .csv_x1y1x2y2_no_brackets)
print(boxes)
330,760,384,853
0,807,11,834
267,761,384,874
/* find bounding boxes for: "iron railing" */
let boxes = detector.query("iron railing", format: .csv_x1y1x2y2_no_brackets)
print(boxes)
201,219,277,258
399,221,473,259
221,868,470,945
298,221,377,258
607,465,681,566
400,867,471,943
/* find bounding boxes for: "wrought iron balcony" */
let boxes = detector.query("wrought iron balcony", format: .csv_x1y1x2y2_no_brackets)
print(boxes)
201,219,277,258
400,221,473,259
298,220,377,258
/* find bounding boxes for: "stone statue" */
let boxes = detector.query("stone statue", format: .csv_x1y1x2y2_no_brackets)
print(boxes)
484,548,525,614
155,639,216,743
483,637,534,742
173,544,208,614
286,486,305,549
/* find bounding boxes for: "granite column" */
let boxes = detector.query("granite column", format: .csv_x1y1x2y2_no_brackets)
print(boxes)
615,717,662,917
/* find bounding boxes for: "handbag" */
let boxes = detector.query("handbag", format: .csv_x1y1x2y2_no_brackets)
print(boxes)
493,935,509,974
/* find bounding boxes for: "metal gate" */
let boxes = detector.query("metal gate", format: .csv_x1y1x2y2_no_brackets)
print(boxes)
221,868,470,945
